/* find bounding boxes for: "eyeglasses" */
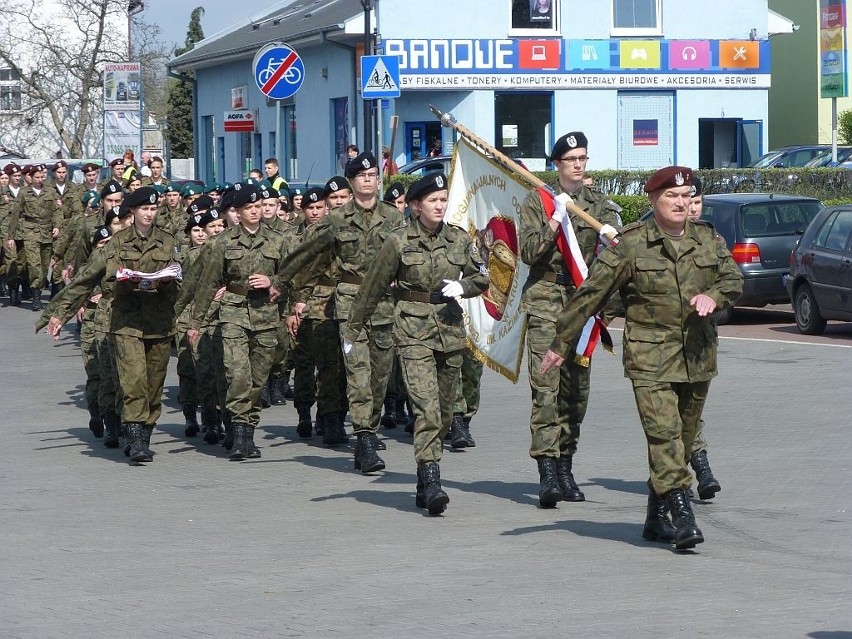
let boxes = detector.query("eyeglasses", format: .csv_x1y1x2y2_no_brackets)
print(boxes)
355,171,379,179
559,155,589,163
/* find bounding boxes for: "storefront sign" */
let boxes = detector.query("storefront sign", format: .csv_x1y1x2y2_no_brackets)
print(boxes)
820,0,848,97
223,110,256,132
104,62,142,111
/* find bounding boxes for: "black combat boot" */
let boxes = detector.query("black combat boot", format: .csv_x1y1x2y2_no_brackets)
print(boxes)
449,413,474,449
245,425,261,458
269,376,287,405
88,404,104,438
690,450,721,500
183,404,200,437
102,411,121,449
420,461,449,515
222,411,234,449
123,424,132,457
404,398,415,434
642,490,677,543
415,465,426,509
260,383,271,409
229,423,247,460
30,288,42,311
321,412,348,446
0,277,6,297
381,396,397,429
666,488,705,550
461,417,476,447
354,432,385,474
314,413,325,436
536,457,563,508
201,408,221,444
127,423,152,463
283,374,294,400
395,397,408,428
142,425,155,457
556,455,585,502
9,283,21,306
21,282,31,300
295,403,313,438
372,432,386,450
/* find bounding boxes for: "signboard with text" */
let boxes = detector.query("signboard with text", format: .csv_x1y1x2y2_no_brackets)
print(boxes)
820,0,848,98
104,62,141,111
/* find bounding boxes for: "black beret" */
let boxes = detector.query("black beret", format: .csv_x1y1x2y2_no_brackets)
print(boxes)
187,195,214,215
300,187,326,209
644,166,694,193
324,176,350,195
383,181,405,203
259,186,279,200
124,186,159,207
217,190,236,212
99,180,122,198
184,213,205,234
406,172,448,203
550,131,589,161
198,209,222,227
91,225,111,245
232,185,260,209
691,176,703,197
104,204,131,225
344,151,378,178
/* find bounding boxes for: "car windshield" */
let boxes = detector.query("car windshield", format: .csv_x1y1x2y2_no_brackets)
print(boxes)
804,148,852,167
738,201,823,237
750,151,785,168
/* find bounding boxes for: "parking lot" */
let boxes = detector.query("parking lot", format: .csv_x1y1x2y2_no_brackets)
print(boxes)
2,303,850,638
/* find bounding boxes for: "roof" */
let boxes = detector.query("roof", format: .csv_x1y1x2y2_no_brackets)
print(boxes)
169,0,363,73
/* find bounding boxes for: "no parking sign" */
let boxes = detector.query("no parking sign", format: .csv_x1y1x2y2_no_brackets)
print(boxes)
252,42,305,100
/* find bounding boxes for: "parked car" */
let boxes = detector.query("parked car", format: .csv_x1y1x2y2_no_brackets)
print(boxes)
784,205,852,334
749,145,830,169
398,155,452,177
803,147,852,168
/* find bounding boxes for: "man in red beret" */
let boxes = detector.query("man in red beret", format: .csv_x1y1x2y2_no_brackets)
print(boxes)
538,165,743,550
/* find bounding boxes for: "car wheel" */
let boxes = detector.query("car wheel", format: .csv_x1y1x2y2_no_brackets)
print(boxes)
794,284,827,335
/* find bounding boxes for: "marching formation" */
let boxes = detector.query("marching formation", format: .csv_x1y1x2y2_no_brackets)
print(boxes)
1,133,742,549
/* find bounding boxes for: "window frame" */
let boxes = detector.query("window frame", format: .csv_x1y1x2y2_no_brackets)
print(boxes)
508,0,561,37
611,0,663,37
0,67,23,112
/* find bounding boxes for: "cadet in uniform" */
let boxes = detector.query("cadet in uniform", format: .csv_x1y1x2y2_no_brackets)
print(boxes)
342,173,488,513
519,132,621,507
276,153,403,474
539,166,743,549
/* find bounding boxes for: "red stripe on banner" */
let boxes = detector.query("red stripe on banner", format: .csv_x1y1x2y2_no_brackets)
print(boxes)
261,51,298,95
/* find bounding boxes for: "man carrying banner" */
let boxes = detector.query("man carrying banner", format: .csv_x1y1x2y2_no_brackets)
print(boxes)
519,131,621,508
539,165,742,549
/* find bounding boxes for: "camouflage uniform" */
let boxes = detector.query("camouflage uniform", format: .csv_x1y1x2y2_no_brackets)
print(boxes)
341,218,488,464
452,347,484,419
520,184,621,462
7,184,55,295
550,217,743,496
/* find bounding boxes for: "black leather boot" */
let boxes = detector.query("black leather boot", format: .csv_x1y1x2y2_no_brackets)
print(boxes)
229,423,247,460
556,455,585,502
420,461,449,515
314,413,326,436
536,457,563,508
9,283,21,306
88,404,103,438
123,424,131,456
642,490,677,543
354,432,385,474
102,411,121,448
690,450,721,500
128,423,152,463
30,288,42,311
666,488,704,550
201,408,221,444
183,404,199,437
245,424,261,458
142,425,155,457
449,413,474,449
381,396,397,429
222,410,234,449
415,465,426,509
461,417,476,447
395,397,408,428
296,403,313,438
371,432,386,450
260,382,271,408
269,376,287,405
321,412,348,446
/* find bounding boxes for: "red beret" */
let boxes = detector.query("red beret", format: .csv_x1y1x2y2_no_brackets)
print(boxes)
2,163,21,175
21,164,33,175
109,157,124,167
32,163,47,173
644,166,694,193
81,162,100,173
51,160,68,171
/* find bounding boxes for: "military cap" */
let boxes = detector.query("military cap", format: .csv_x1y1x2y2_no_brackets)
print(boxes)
152,184,167,195
21,164,33,175
550,131,589,161
291,186,305,196
108,157,124,167
217,190,236,212
91,225,111,245
187,195,214,215
104,205,130,226
198,209,222,227
184,213,205,234
344,151,378,178
383,181,405,203
124,186,159,207
99,180,122,198
643,166,694,193
81,189,100,207
81,162,100,173
244,177,262,187
406,172,448,203
181,183,202,197
204,182,222,194
222,181,234,191
32,163,47,173
324,175,350,196
232,185,260,209
691,176,703,197
2,163,21,175
163,183,179,194
300,186,326,209
51,160,68,171
259,186,279,200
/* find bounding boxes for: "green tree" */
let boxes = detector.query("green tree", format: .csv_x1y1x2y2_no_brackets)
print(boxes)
839,108,852,146
166,7,205,159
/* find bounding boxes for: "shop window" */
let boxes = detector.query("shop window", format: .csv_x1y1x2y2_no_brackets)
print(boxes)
510,0,560,35
494,92,553,171
612,0,662,36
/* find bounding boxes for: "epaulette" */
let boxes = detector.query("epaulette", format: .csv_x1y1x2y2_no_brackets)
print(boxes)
692,219,715,230
618,220,645,235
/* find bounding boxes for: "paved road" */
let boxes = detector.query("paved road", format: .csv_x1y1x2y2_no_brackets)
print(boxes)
2,300,850,638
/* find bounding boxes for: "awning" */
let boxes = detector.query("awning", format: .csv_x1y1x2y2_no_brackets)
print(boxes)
769,9,797,36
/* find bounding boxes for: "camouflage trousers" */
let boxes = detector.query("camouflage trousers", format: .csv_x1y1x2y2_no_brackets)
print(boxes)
80,313,100,412
268,319,294,381
221,323,277,427
96,331,121,419
631,379,711,495
293,318,347,416
175,329,197,407
3,239,25,283
114,334,172,426
400,345,462,464
339,320,394,435
193,325,227,415
452,347,483,418
21,239,52,290
525,315,591,459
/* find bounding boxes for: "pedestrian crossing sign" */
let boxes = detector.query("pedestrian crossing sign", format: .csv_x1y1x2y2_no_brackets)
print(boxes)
361,55,401,99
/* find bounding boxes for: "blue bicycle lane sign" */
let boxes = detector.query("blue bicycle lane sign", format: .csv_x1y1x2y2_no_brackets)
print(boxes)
252,42,305,100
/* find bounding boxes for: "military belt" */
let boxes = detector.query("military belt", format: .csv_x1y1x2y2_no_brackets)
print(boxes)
396,290,450,304
529,268,568,285
226,283,270,299
338,273,364,285
316,276,338,287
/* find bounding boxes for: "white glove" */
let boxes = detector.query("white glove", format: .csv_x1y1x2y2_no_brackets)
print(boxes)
341,337,354,356
598,224,617,246
441,279,464,300
553,193,573,225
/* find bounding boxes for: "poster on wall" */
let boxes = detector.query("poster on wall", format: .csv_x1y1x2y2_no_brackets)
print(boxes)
103,111,141,160
103,62,141,111
632,119,659,146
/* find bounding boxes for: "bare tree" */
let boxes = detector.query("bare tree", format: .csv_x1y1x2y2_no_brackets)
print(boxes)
130,11,170,125
0,0,129,157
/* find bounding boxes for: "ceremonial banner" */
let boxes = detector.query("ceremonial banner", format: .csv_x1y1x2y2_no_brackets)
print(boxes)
444,137,530,382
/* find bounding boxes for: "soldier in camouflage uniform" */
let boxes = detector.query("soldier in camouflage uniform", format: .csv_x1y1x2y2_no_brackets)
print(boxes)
540,165,743,550
188,185,293,461
519,132,622,507
46,161,77,297
276,153,403,474
342,173,488,514
156,184,185,238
